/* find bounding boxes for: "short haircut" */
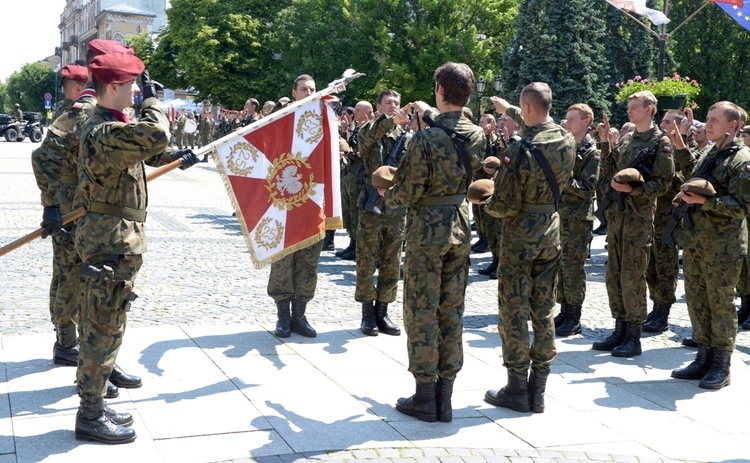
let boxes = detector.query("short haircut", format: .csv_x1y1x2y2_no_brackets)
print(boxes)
342,106,355,116
462,107,474,121
246,98,259,109
738,106,747,126
293,74,314,90
708,101,741,126
521,82,553,113
663,109,685,124
567,103,594,123
629,90,658,117
434,62,474,107
91,75,108,96
479,114,496,123
377,89,400,104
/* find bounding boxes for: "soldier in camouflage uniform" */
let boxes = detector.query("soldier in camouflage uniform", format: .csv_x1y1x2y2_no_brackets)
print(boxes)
667,101,750,389
198,111,214,160
175,109,187,149
475,114,500,277
554,104,600,337
734,123,750,331
477,83,575,414
384,62,485,423
243,98,261,126
12,103,23,122
267,75,321,339
74,52,198,444
355,90,407,337
336,101,372,260
593,91,674,358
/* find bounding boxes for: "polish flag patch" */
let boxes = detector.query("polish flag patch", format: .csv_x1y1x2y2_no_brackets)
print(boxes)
72,102,84,109
503,156,511,165
745,164,750,172
663,146,671,152
593,154,601,161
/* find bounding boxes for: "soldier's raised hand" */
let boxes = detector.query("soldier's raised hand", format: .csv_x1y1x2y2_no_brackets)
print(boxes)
139,70,164,100
490,96,510,115
680,108,694,135
597,113,611,143
666,120,686,150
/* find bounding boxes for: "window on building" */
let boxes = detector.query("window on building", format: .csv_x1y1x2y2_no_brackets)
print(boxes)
113,32,125,44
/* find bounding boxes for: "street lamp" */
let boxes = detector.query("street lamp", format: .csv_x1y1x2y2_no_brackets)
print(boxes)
476,78,486,117
494,75,503,95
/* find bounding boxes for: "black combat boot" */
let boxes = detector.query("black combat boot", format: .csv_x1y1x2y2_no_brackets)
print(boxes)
556,304,582,337
682,337,698,347
672,344,713,380
699,348,731,390
484,370,530,412
336,238,355,257
592,319,627,351
528,368,549,414
104,403,134,427
340,242,356,261
322,230,335,251
436,377,454,422
742,316,750,330
105,381,119,399
53,323,79,366
396,380,437,422
274,299,291,338
738,296,750,326
109,364,142,389
360,302,378,336
290,300,317,337
75,394,136,444
471,238,489,254
374,301,401,336
553,303,569,328
643,303,671,333
611,322,642,357
478,256,498,276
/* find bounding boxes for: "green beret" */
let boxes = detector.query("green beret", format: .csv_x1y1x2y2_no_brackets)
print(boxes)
467,179,495,201
372,166,397,188
483,156,501,169
614,168,644,185
682,177,716,197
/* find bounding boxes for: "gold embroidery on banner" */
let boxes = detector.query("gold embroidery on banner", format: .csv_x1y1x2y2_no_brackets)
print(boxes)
255,217,283,251
226,141,260,176
265,152,317,211
295,110,323,144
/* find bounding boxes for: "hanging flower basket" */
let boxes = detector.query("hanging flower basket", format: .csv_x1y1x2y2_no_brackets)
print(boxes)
655,94,688,110
615,73,701,109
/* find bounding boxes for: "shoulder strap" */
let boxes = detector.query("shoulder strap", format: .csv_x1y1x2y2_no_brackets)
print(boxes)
519,138,561,209
421,114,473,186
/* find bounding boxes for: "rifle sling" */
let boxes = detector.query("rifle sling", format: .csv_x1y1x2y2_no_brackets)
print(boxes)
422,114,473,187
520,139,561,209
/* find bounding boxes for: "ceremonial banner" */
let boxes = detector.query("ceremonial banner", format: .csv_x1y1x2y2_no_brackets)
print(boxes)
712,0,750,31
212,94,342,268
605,0,670,25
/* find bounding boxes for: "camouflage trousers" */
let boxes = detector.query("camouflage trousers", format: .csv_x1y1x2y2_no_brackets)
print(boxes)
355,210,405,303
403,242,469,382
49,226,81,329
472,203,485,238
174,131,185,149
77,254,141,397
341,172,363,239
646,197,679,305
683,248,741,352
497,243,559,374
267,240,324,303
735,220,750,296
187,132,196,149
557,218,593,306
605,212,650,323
482,209,503,257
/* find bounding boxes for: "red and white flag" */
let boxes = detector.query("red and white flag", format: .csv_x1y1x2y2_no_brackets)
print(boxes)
605,0,670,25
212,94,342,267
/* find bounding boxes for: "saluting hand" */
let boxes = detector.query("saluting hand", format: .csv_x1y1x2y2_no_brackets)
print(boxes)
490,96,510,115
666,120,687,150
680,108,694,135
597,113,611,144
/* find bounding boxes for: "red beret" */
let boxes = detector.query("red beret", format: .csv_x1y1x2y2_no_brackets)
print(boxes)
87,39,135,57
61,64,88,83
89,52,145,84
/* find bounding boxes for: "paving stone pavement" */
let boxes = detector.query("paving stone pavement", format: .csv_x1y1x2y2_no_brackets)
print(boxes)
1,140,749,463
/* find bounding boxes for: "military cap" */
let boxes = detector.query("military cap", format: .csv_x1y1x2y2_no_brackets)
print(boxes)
88,39,135,57
681,177,716,197
614,168,644,184
61,64,88,83
483,156,502,169
372,166,397,188
89,52,145,84
467,179,495,202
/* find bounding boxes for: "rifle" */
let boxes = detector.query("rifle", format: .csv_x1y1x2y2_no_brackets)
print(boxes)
662,134,732,247
363,111,415,215
594,141,660,224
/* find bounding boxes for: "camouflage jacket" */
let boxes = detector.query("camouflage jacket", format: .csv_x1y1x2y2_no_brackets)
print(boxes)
75,97,176,261
385,109,486,245
52,99,73,123
358,113,407,216
559,134,600,221
175,114,186,132
198,118,213,138
484,113,576,251
599,126,673,222
673,140,750,254
31,89,97,211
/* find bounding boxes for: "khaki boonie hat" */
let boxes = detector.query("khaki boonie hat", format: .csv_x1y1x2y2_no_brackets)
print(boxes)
483,156,502,169
682,177,716,197
372,166,397,188
614,168,644,184
467,179,495,201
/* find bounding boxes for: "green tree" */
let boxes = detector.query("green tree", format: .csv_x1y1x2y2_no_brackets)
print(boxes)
352,0,517,103
4,62,55,113
0,82,7,114
126,30,156,68
503,0,613,120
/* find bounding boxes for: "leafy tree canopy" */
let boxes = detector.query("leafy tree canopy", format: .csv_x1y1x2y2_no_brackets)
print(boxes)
5,62,55,113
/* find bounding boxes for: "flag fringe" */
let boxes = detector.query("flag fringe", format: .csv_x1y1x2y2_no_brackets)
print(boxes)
325,217,343,230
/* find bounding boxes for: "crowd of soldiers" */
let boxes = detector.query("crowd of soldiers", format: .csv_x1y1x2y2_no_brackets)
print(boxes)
25,34,750,443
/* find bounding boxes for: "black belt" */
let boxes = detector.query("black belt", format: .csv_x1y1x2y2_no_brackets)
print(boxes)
520,203,556,214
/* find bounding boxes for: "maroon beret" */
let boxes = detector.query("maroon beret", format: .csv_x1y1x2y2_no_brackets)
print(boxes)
89,52,145,84
87,39,135,57
61,64,88,83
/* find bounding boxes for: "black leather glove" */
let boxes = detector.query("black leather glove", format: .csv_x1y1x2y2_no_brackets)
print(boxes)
41,206,62,239
175,149,199,170
139,70,164,100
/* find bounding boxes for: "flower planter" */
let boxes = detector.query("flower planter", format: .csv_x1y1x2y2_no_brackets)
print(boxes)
656,94,687,111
